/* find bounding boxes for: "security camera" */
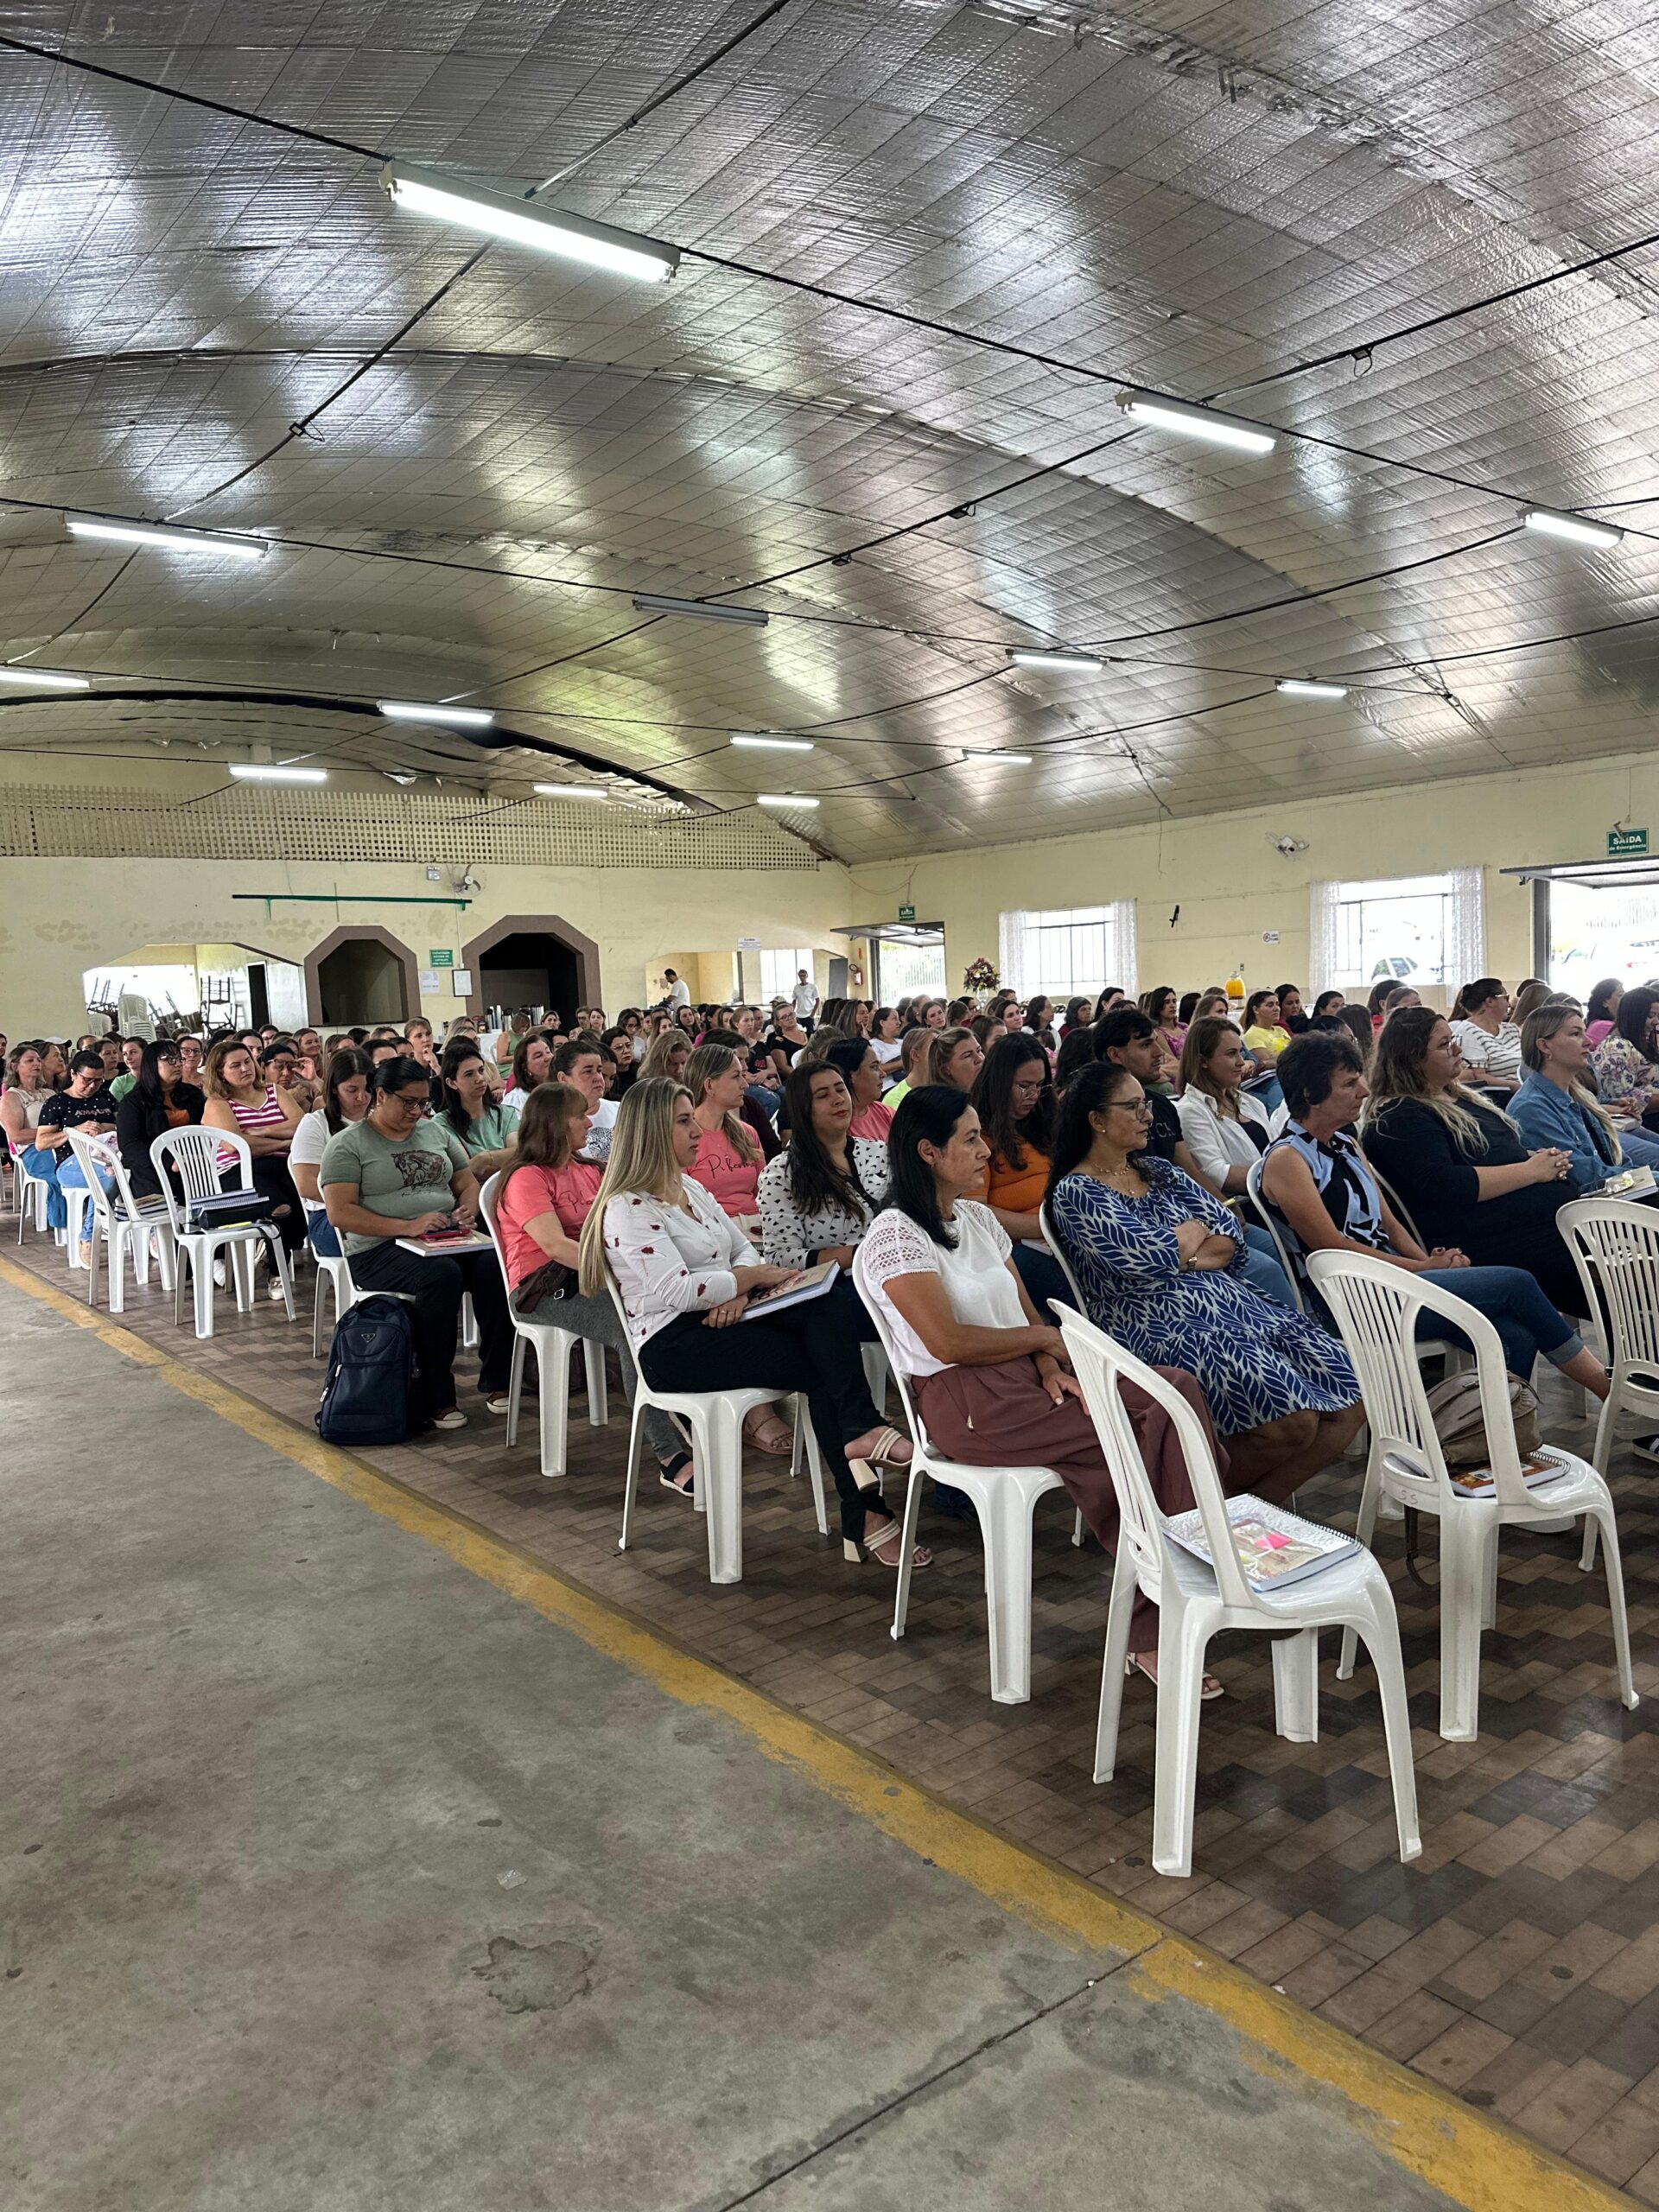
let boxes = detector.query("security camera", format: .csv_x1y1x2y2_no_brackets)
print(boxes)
1272,835,1308,857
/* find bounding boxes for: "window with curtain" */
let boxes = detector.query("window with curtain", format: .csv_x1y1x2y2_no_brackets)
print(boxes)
1309,871,1482,995
759,947,813,1001
998,903,1137,1000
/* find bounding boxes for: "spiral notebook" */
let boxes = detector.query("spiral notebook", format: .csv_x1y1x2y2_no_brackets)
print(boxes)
1164,1495,1359,1592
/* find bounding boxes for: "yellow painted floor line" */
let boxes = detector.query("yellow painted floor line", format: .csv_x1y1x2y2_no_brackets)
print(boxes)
0,1250,1627,2212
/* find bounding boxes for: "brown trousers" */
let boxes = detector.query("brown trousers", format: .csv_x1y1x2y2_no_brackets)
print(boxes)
912,1357,1230,1643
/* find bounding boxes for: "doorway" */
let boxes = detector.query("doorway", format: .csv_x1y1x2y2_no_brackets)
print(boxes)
463,914,599,1029
306,927,418,1026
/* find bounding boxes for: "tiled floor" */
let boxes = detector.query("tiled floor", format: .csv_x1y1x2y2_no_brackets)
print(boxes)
22,1230,1659,2191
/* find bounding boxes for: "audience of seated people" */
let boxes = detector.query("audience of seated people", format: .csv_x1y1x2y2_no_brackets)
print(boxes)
201,1038,307,1279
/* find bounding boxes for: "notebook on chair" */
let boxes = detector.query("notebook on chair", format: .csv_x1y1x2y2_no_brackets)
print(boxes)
1164,1495,1360,1592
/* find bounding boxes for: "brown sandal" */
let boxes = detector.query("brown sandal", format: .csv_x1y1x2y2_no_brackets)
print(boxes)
742,1408,795,1456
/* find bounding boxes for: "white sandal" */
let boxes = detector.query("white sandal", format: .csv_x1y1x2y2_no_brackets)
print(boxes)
846,1424,912,1492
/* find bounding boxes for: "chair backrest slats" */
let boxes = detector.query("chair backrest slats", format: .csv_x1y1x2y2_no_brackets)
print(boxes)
1560,1197,1659,1377
150,1126,251,1231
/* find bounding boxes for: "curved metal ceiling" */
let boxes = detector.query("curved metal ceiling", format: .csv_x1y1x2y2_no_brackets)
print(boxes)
2,0,1658,859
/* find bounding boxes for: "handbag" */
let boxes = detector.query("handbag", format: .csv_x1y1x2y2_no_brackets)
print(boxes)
1425,1369,1541,1468
512,1256,576,1310
186,1187,274,1234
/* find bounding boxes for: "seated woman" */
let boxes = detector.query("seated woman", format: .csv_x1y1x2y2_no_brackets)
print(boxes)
921,1025,986,1093
115,1039,206,1202
501,1030,554,1114
1240,988,1291,1065
965,1033,1069,1313
289,1046,374,1255
601,1027,638,1102
855,1084,1245,1694
1307,989,1349,1034
1047,1063,1364,1497
21,1048,119,1245
440,1038,520,1179
683,1042,766,1226
1277,985,1309,1036
1262,1030,1611,1400
107,1035,147,1102
821,1037,893,1141
882,1026,931,1110
1591,987,1659,1128
495,1081,691,1490
551,1036,619,1162
577,1077,919,1564
1140,985,1185,1064
870,1006,905,1069
1450,978,1522,1095
1586,979,1624,1051
319,1055,512,1429
1362,1007,1580,1314
1173,1015,1272,1197
1512,1004,1659,1189
637,1027,690,1088
201,1038,306,1268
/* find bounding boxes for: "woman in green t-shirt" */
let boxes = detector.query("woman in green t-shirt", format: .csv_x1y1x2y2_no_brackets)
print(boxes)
318,1055,512,1431
438,1038,519,1179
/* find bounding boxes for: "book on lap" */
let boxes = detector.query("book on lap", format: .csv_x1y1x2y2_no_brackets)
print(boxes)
741,1258,839,1319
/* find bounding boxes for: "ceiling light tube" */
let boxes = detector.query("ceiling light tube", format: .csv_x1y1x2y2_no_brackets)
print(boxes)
632,593,768,626
1519,505,1624,550
1276,678,1349,701
0,664,91,690
378,700,495,728
989,753,1033,765
65,513,269,559
380,160,678,283
758,793,820,810
730,732,814,753
229,763,327,785
533,783,609,800
1007,648,1103,672
1114,391,1276,455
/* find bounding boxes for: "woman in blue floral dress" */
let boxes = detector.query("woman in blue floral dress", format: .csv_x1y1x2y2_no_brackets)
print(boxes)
1046,1063,1363,1496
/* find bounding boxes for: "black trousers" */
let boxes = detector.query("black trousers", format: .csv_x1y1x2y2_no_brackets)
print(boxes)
639,1291,885,1542
347,1241,512,1414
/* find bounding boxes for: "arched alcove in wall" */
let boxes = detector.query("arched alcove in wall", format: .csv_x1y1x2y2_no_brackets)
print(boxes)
462,914,600,1030
305,925,419,1026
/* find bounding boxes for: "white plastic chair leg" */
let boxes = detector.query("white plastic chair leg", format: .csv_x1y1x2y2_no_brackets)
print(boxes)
1092,1545,1137,1783
65,1186,91,1266
980,1481,1039,1705
1582,1517,1600,1573
582,1338,607,1426
797,1408,829,1538
1437,1512,1488,1742
312,1268,331,1357
1072,1507,1085,1547
536,1332,574,1479
1482,1524,1500,1631
192,1248,217,1339
702,1405,745,1584
461,1291,478,1350
229,1240,254,1313
617,1398,650,1553
1351,1605,1423,1860
83,1229,102,1309
1151,1611,1213,1878
1338,1453,1384,1680
504,1332,528,1447
888,1467,927,1641
1270,1628,1320,1744
1593,1503,1641,1712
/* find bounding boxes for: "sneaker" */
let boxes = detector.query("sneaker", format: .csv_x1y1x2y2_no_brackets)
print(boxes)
1634,1434,1659,1464
432,1408,467,1431
268,1275,289,1301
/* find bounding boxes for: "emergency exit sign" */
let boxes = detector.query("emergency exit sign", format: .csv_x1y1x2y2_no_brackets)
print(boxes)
1609,828,1649,858
898,904,916,923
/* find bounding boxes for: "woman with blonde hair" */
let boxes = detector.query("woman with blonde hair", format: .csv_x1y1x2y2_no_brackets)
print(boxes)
683,1040,765,1223
1511,1003,1659,1192
579,1079,917,1545
1173,1015,1271,1198
637,1027,690,1085
921,1025,985,1091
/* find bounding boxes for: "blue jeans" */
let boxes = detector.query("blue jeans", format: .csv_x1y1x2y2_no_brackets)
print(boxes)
1415,1265,1582,1382
1240,1224,1297,1311
17,1142,66,1228
746,1083,781,1123
1605,1128,1659,1178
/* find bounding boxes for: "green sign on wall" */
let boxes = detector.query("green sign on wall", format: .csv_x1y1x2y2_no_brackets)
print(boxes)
429,948,454,967
1608,829,1649,859
898,904,916,924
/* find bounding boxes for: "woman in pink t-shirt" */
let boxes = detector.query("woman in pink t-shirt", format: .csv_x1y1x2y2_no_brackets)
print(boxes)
494,1081,689,1484
684,1043,766,1225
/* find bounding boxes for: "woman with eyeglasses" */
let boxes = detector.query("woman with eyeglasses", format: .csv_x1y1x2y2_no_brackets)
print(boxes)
115,1039,206,1201
1046,1063,1363,1500
318,1054,512,1430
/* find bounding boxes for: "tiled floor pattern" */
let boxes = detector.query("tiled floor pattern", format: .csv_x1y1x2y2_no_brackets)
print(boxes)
24,1231,1659,2192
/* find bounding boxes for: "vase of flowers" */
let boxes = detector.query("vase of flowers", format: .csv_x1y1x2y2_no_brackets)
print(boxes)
963,957,999,992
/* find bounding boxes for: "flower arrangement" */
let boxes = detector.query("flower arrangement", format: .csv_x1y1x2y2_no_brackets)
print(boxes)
963,957,999,992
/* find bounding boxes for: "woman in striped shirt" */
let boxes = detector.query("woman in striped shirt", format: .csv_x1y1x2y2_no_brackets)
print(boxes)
202,1038,307,1270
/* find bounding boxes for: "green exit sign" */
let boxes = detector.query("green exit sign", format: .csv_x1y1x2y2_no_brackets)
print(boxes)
429,948,454,967
898,904,916,924
1609,828,1649,858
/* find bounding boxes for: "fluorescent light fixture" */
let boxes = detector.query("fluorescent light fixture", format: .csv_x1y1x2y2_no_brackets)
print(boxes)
380,160,678,283
1276,678,1349,701
730,732,814,753
533,783,608,800
229,762,327,785
383,771,419,786
0,664,90,690
988,753,1033,765
1519,505,1624,550
1007,648,1103,673
1115,391,1276,456
632,593,768,626
65,513,269,559
377,700,495,728
757,793,820,810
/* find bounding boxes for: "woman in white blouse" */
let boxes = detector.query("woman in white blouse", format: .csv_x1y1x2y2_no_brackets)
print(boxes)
578,1077,919,1562
1451,978,1522,1093
1173,1016,1271,1197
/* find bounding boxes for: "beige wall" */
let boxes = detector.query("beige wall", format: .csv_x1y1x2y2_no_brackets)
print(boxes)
847,749,1659,1002
0,857,856,1037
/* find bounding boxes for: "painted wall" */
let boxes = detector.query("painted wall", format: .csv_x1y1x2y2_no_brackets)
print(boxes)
0,857,857,1037
847,749,1659,1001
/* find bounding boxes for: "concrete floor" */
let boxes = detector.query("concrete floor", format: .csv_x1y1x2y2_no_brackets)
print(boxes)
1,1277,1462,2212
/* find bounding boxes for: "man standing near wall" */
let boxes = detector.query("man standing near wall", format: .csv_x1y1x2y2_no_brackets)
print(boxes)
791,967,819,1027
664,968,690,1007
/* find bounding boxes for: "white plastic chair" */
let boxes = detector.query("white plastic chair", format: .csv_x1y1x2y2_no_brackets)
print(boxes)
10,1139,54,1242
1561,1197,1659,1570
150,1126,296,1339
477,1171,609,1478
854,1251,1072,1705
1243,1158,1306,1313
606,1276,827,1583
1310,1249,1637,1741
1054,1300,1421,1878
302,1201,359,1357
66,1130,175,1312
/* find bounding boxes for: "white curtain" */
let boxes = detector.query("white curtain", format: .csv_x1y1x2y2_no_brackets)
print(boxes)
1309,880,1340,995
1449,867,1484,987
1112,899,1138,999
998,908,1037,995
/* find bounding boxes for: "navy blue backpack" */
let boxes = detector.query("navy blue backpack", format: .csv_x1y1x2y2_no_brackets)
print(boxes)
316,1295,419,1446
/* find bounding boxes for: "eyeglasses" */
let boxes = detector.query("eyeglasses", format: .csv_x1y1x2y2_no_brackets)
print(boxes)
1110,1098,1154,1119
386,1091,429,1115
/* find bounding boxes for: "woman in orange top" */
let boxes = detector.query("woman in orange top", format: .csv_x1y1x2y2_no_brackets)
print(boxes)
967,1033,1069,1313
